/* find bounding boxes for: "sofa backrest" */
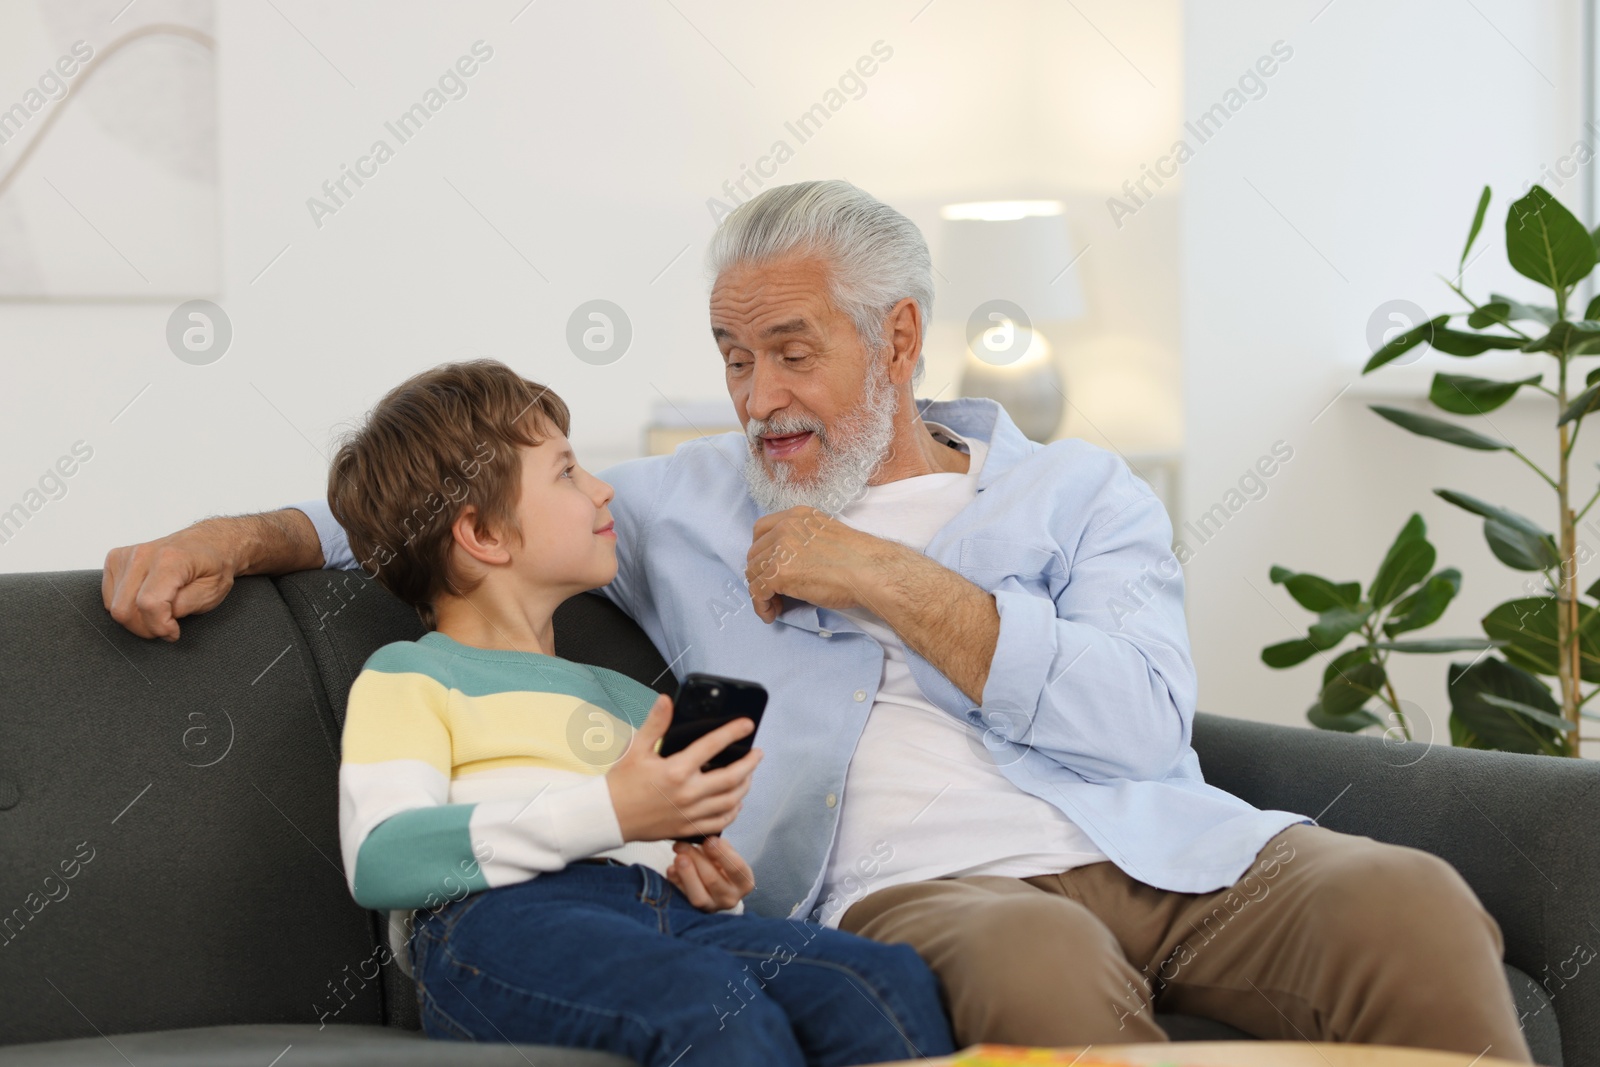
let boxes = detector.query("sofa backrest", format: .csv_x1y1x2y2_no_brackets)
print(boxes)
0,569,388,1045
0,568,675,1046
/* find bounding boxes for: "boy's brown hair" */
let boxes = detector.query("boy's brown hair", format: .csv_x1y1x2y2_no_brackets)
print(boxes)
327,359,571,631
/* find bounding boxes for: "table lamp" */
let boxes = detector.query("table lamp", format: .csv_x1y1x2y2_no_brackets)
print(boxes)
938,200,1085,441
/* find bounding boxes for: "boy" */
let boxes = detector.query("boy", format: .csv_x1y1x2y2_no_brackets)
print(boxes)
329,360,954,1067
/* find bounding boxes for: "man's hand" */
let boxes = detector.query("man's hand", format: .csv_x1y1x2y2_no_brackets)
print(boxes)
606,694,762,843
745,505,1003,705
745,506,912,623
103,509,324,641
667,836,755,911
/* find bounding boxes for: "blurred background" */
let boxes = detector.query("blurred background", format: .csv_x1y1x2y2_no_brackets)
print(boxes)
1,0,1593,746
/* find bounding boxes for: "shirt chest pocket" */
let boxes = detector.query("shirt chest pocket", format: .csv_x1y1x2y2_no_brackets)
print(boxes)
957,537,1065,598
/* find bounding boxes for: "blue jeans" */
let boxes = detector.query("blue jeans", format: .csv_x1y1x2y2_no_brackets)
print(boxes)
410,861,955,1067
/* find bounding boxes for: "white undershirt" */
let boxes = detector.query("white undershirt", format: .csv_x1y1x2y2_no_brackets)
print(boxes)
815,423,1108,927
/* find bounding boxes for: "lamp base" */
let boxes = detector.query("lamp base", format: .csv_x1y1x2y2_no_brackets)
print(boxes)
959,360,1065,443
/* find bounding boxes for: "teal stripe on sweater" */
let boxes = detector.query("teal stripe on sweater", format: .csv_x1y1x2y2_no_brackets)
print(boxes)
352,804,490,910
360,635,657,729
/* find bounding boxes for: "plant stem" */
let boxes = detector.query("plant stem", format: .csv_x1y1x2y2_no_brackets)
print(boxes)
1440,277,1536,340
1577,483,1600,523
1380,672,1410,740
1556,324,1583,756
1508,447,1560,491
1363,625,1411,740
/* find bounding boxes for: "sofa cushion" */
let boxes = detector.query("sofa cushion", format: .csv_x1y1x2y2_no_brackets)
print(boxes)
1193,711,1589,1067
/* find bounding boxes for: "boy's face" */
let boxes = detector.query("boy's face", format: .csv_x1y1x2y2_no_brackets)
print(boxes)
503,430,618,594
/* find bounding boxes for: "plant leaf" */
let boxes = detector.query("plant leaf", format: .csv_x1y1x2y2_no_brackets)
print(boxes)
1461,185,1491,270
1369,513,1436,607
1268,565,1361,612
1505,185,1597,290
1319,659,1386,715
1429,373,1542,415
1308,604,1373,649
1363,315,1446,373
1321,645,1374,690
1481,597,1600,683
1370,637,1503,652
1484,518,1562,570
1384,568,1461,635
1521,320,1600,353
1429,327,1526,355
1433,489,1560,571
1466,302,1511,329
1478,693,1573,734
1559,381,1600,426
1489,293,1558,325
1448,656,1567,755
1370,406,1510,451
1262,638,1319,669
1434,488,1548,528
1307,702,1384,733
1587,293,1600,320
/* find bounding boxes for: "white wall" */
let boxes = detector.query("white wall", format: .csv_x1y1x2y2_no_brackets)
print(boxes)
8,0,1592,751
0,0,1182,572
1182,0,1594,747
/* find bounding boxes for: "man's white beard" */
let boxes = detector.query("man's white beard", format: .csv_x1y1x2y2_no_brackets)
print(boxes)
742,355,899,516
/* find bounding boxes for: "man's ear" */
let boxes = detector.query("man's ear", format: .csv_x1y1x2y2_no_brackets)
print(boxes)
452,504,510,567
882,297,923,386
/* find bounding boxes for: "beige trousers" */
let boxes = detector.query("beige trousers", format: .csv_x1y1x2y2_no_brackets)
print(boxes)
840,824,1532,1062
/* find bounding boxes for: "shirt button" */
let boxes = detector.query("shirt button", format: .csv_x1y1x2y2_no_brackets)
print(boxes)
825,793,838,808
854,690,866,702
818,629,832,638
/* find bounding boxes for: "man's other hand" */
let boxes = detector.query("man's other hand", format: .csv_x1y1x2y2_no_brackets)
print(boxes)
102,509,323,641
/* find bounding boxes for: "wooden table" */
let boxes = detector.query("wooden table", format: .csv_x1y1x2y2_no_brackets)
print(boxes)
887,1042,1526,1066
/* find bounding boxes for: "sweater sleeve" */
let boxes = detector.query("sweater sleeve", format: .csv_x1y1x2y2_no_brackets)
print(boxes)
338,653,626,911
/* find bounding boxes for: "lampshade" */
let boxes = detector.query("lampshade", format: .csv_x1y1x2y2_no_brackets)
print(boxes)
936,202,1086,328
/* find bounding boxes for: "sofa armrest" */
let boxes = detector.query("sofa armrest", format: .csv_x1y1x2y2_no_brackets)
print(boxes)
1192,711,1600,1066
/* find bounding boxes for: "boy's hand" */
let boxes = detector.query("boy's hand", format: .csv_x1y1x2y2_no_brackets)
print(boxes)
668,836,755,911
606,694,762,843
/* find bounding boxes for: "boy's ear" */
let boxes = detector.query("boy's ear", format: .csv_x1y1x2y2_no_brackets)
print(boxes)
451,504,512,566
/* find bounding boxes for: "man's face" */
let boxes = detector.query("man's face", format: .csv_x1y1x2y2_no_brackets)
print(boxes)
710,254,898,512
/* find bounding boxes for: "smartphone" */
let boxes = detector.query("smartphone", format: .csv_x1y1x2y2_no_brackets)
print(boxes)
657,672,767,844
657,672,768,770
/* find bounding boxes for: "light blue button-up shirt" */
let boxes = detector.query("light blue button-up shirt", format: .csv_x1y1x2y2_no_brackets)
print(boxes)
294,396,1310,920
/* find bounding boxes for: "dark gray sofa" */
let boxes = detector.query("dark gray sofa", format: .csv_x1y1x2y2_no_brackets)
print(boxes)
0,568,1589,1065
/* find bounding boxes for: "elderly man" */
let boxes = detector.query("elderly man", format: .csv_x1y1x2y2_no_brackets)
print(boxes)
103,180,1530,1060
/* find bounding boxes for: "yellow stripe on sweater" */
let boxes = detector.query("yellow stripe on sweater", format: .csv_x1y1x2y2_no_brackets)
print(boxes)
341,669,636,778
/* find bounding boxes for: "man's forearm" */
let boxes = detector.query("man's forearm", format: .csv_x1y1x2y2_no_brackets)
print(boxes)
869,549,1000,706
228,508,326,576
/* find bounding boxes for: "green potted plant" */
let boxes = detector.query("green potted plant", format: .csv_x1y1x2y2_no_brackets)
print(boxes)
1265,184,1600,756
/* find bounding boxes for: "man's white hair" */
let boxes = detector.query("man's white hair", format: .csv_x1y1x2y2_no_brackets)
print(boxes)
706,180,931,389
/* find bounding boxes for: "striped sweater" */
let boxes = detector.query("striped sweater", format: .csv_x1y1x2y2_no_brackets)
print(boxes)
337,629,682,978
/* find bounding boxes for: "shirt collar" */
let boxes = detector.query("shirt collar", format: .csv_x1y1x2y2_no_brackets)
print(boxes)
914,396,1034,493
